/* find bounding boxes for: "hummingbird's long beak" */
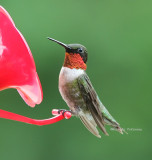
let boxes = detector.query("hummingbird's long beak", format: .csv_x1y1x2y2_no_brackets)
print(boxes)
47,37,70,50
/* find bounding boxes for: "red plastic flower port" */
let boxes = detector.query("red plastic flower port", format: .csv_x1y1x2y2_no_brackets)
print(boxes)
0,6,72,125
0,6,43,107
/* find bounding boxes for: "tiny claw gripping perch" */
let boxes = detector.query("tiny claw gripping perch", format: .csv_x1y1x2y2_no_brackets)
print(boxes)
0,109,72,125
52,109,72,119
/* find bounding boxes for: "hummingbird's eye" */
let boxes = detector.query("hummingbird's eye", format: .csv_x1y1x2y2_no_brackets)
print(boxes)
78,48,83,53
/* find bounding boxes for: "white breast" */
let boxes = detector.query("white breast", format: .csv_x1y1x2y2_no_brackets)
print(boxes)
59,67,84,108
59,67,84,84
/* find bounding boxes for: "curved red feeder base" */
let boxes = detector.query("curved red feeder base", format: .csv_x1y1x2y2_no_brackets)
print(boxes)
0,109,72,125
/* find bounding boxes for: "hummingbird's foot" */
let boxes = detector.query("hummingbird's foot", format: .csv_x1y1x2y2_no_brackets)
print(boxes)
58,109,72,119
52,109,72,119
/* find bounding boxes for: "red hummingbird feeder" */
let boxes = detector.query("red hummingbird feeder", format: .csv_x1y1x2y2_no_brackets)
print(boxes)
0,6,71,125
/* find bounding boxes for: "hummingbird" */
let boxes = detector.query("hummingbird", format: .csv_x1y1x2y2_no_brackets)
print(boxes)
48,37,123,138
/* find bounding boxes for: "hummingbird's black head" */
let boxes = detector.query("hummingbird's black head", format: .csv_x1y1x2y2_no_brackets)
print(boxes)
66,44,88,63
47,37,88,64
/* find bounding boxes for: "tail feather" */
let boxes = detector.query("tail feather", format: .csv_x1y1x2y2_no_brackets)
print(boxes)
79,115,101,138
98,101,124,134
88,104,109,136
103,117,124,134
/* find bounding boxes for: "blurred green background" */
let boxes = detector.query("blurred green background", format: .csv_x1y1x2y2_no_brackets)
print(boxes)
0,0,151,160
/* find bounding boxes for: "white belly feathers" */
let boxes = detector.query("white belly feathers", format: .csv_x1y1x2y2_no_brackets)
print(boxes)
59,67,84,111
59,67,84,84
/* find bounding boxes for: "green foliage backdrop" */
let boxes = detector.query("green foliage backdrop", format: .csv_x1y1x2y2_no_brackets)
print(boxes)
0,0,151,160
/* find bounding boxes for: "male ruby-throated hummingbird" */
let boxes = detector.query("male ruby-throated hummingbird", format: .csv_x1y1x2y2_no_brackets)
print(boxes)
48,37,123,138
